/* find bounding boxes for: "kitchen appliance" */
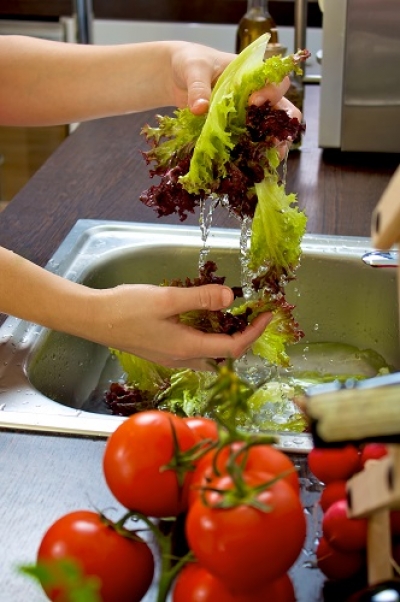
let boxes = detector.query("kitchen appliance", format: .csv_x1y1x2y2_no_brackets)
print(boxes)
319,0,400,153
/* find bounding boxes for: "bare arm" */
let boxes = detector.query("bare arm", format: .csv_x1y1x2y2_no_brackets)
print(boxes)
0,36,299,127
0,36,233,126
0,37,298,368
0,247,271,370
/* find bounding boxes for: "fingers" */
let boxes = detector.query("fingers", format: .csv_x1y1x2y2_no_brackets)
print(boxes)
185,63,213,115
164,310,273,368
275,96,302,122
232,311,274,349
164,284,234,316
249,77,291,107
185,48,232,115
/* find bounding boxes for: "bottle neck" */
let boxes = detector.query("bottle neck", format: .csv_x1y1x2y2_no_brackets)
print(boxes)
247,0,269,11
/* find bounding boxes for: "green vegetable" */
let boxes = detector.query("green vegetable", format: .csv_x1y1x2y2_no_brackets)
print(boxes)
158,369,216,417
141,37,309,367
109,343,391,434
110,349,173,395
250,178,307,275
179,36,307,195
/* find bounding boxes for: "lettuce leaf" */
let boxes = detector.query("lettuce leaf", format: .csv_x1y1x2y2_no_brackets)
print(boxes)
139,40,310,368
107,342,391,433
110,348,173,395
158,369,216,416
250,177,307,275
180,38,308,195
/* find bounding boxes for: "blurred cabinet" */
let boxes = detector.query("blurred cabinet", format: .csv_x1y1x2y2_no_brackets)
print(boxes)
0,0,322,27
0,19,69,205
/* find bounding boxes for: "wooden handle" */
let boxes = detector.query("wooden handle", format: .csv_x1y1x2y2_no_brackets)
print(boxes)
372,165,400,249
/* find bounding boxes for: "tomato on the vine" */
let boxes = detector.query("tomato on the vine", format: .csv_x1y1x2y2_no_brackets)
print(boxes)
103,410,197,517
172,563,239,602
308,445,360,484
185,471,306,593
182,416,219,443
172,563,295,601
37,510,154,602
188,442,299,506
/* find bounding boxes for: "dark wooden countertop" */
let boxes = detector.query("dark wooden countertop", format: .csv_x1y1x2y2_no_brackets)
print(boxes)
0,85,399,600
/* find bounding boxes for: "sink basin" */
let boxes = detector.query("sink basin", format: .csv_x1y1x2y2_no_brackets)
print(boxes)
0,219,398,452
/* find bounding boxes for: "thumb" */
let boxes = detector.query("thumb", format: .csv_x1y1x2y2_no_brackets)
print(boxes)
170,284,234,314
186,66,212,115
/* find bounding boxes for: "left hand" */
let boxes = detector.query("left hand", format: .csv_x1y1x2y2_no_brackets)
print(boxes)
169,42,301,124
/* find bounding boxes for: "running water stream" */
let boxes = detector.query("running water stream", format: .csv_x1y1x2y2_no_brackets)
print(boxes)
198,195,255,301
196,149,295,395
198,195,220,271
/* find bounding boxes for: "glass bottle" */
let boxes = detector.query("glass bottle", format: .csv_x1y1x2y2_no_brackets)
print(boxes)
236,0,277,54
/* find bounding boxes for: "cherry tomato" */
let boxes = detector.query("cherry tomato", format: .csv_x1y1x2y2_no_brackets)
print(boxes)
319,480,347,513
316,536,365,581
182,417,219,443
37,510,154,602
103,410,197,517
185,471,306,593
322,499,368,552
188,442,299,506
308,445,361,484
172,563,295,602
360,443,388,467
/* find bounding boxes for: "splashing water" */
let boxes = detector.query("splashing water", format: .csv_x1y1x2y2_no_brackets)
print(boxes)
239,216,256,301
198,195,220,272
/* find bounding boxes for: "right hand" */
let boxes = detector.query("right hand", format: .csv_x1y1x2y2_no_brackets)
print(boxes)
86,283,272,371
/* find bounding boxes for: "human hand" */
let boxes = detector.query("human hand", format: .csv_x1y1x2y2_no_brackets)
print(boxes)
169,43,301,124
88,283,272,371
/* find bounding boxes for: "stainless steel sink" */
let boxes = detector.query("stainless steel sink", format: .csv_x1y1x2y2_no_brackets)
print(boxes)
0,219,398,452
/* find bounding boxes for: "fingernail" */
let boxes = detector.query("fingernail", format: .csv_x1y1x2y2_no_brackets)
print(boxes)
222,287,233,307
251,94,264,107
192,98,209,114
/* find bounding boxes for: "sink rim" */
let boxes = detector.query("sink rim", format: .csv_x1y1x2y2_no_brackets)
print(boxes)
0,218,396,453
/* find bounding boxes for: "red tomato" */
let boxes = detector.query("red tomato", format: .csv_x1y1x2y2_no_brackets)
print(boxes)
37,510,154,602
188,442,300,506
182,417,219,443
308,445,361,484
173,564,295,602
319,480,347,513
239,444,300,494
360,443,388,467
316,536,365,581
322,499,368,552
185,471,306,593
172,563,239,602
103,410,197,517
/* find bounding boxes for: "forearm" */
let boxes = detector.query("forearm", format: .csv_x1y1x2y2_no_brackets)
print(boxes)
0,36,177,126
0,246,97,336
0,247,272,369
